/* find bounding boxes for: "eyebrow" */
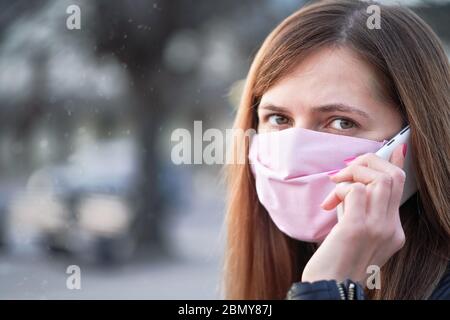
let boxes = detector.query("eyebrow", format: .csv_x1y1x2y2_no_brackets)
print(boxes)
258,103,370,119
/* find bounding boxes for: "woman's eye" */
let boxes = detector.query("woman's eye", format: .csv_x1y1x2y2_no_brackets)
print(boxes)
268,114,290,126
329,118,356,130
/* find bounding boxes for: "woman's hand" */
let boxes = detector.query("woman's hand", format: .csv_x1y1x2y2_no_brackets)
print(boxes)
301,144,407,285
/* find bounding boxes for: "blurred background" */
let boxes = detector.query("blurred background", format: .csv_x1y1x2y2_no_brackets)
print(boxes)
0,0,448,299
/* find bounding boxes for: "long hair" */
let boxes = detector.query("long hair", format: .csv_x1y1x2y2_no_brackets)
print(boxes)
223,0,450,299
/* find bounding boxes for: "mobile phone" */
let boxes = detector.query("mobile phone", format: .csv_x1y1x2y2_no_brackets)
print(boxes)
374,125,417,205
336,126,418,220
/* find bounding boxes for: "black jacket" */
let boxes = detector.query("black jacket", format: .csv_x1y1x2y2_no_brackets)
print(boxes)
286,262,450,300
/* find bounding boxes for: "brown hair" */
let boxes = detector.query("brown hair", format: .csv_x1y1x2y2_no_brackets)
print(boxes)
223,0,450,299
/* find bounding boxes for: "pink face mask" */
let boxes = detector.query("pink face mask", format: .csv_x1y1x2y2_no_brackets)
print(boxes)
248,127,387,243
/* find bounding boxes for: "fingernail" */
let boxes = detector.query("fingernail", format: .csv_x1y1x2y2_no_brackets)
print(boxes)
327,169,340,176
320,192,332,207
320,191,338,210
402,144,407,157
343,156,356,164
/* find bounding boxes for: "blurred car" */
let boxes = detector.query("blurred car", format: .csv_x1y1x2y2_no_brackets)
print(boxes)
6,137,139,264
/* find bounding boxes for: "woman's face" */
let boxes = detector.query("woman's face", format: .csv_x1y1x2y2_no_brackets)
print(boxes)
257,46,404,141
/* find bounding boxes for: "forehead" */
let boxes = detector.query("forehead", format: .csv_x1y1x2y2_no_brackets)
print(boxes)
260,46,385,112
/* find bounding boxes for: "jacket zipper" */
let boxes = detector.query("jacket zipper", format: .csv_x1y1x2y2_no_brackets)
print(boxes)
337,282,346,300
348,282,355,300
337,282,355,300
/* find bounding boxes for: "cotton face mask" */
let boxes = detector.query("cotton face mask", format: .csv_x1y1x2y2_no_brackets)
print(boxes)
248,127,387,243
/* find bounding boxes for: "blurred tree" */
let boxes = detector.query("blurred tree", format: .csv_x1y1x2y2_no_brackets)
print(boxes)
0,1,50,172
0,0,48,42
91,0,175,255
414,2,450,42
90,0,257,255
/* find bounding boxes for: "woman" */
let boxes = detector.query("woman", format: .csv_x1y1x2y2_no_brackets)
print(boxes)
224,0,449,299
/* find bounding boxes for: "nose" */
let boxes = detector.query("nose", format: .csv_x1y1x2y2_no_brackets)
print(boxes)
292,117,316,131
